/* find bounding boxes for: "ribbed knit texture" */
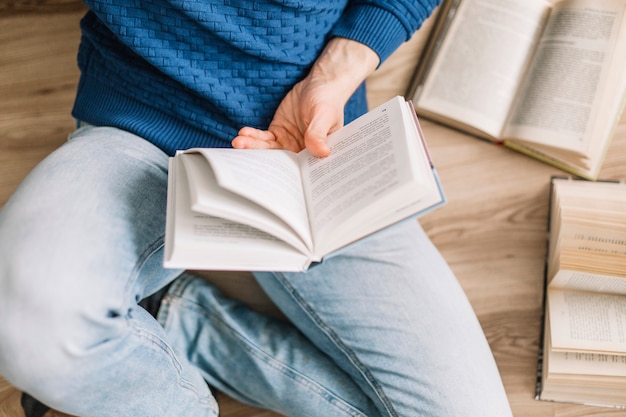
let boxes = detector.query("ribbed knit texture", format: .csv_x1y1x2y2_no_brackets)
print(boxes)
73,0,439,155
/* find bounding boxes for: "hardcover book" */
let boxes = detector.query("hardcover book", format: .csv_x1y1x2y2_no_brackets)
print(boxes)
164,96,446,271
410,0,626,180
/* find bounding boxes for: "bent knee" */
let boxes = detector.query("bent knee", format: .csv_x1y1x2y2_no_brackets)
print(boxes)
0,273,127,391
0,282,74,382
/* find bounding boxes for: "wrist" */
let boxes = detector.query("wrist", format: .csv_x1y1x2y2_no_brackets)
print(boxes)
309,37,379,101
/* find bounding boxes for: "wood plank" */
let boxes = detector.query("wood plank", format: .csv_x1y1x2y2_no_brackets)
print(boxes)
0,10,83,209
0,1,84,16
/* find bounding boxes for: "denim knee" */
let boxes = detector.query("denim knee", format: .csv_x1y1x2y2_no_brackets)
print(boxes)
0,267,77,392
0,247,129,392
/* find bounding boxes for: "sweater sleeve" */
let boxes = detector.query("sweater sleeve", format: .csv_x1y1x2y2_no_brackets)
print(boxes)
329,1,441,65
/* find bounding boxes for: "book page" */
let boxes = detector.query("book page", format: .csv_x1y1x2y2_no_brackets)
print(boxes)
163,157,311,271
505,0,626,154
548,350,626,377
545,315,626,377
180,153,311,254
299,97,441,256
548,288,626,354
413,0,550,138
189,148,313,250
551,271,626,295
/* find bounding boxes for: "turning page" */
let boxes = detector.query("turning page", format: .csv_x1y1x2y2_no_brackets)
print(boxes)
184,149,313,253
164,156,311,271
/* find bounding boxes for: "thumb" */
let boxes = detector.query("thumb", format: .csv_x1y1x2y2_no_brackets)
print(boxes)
304,112,342,158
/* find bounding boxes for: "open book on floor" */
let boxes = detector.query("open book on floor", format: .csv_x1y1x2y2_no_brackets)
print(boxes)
410,0,626,180
163,96,446,272
536,177,626,408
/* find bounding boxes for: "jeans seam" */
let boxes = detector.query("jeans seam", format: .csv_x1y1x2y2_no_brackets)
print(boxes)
124,235,166,303
271,272,399,417
131,323,218,410
124,242,219,411
243,342,369,417
166,275,369,417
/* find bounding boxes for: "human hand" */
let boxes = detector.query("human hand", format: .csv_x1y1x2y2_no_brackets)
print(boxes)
232,78,342,158
232,37,379,158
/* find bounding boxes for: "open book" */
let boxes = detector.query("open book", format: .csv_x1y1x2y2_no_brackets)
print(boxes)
536,177,626,408
410,0,626,180
163,96,445,271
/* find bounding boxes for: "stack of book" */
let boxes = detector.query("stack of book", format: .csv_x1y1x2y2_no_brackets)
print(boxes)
407,0,626,407
536,177,626,408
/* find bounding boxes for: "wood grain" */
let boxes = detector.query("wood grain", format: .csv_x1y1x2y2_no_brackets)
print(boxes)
2,6,626,417
0,10,82,210
0,1,84,16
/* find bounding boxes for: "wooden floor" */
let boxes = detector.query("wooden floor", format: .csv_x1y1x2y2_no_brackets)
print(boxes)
2,4,626,417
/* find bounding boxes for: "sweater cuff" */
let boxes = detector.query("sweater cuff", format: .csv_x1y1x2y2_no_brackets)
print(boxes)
330,4,424,65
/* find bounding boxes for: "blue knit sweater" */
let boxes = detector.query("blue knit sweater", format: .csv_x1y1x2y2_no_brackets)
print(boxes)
73,1,439,155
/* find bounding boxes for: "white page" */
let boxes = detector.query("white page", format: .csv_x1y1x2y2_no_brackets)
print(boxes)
505,0,626,153
299,97,437,255
190,148,313,250
415,0,549,138
548,350,626,377
163,157,311,271
551,271,626,295
180,153,311,254
545,315,626,377
549,288,626,354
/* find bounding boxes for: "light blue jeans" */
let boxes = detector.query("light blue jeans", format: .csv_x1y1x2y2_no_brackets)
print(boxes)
0,125,513,417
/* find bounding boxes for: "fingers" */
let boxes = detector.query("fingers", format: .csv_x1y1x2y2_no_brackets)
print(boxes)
233,127,330,157
232,107,339,158
237,126,276,141
231,136,276,150
231,127,280,150
232,126,302,152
